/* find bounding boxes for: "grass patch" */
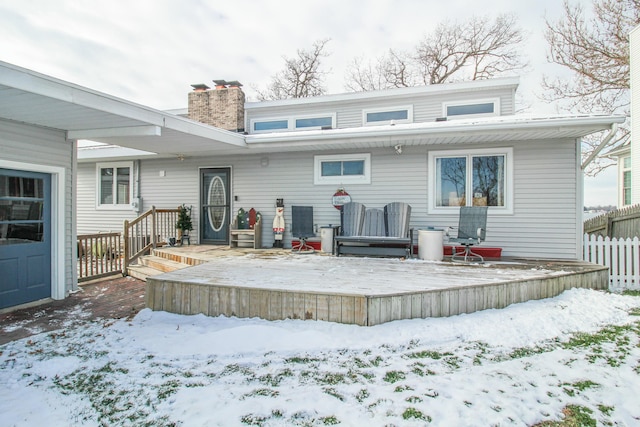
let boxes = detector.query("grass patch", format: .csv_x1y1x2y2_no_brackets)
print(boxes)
320,415,339,425
355,388,370,403
534,405,596,427
402,407,431,422
243,388,279,399
323,387,345,401
562,380,600,397
383,370,406,383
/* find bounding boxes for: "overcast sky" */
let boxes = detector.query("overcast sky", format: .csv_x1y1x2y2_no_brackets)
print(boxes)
0,0,616,206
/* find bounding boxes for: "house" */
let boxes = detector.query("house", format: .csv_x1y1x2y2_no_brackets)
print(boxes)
0,60,626,311
631,25,640,205
76,76,625,260
0,61,241,310
606,141,632,207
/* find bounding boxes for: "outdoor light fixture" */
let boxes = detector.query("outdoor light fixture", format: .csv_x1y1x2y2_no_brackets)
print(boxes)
394,144,403,155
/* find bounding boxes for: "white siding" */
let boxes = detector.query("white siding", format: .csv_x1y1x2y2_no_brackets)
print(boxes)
76,162,140,234
0,118,75,296
631,25,640,204
76,137,581,259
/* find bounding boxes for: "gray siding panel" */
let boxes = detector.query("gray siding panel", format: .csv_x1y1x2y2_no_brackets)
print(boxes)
76,138,580,259
0,119,75,295
76,163,139,234
246,86,516,131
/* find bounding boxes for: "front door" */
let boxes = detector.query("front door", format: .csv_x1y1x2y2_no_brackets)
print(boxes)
0,169,51,309
201,168,231,245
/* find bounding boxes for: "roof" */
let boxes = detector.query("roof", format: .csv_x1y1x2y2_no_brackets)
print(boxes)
0,61,246,159
0,61,626,162
245,76,520,110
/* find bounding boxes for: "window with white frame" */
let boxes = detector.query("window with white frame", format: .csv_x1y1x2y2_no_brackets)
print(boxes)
442,99,500,119
622,155,632,206
314,153,371,185
251,113,336,133
363,106,413,126
429,148,512,213
96,162,133,209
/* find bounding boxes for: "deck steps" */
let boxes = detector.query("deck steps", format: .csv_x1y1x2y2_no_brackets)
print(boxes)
127,254,192,281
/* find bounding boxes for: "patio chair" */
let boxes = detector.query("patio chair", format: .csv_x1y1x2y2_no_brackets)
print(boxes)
339,202,366,237
448,206,488,263
384,202,412,238
291,205,315,253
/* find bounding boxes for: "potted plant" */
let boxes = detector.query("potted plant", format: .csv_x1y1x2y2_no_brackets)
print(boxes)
176,204,193,245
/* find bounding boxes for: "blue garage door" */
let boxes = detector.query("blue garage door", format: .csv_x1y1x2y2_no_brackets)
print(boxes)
0,169,51,309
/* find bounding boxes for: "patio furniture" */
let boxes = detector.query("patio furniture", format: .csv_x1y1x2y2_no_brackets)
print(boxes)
335,202,413,257
291,205,315,253
229,208,262,249
447,206,488,263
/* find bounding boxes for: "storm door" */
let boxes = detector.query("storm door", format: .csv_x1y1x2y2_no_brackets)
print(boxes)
200,168,231,245
0,169,51,309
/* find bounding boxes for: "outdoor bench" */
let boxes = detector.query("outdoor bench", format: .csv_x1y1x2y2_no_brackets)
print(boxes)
334,202,413,258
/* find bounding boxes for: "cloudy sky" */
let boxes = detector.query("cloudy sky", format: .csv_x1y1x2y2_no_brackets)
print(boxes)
0,0,617,206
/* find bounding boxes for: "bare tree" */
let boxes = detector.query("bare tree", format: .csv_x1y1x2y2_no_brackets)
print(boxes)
543,0,639,175
345,50,417,92
344,14,525,91
255,39,331,101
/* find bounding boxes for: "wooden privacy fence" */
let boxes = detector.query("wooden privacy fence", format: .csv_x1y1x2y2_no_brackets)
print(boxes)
77,232,123,282
583,234,640,289
583,204,640,238
123,206,180,275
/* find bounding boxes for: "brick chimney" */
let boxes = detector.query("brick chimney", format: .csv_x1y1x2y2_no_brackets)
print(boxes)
188,80,245,132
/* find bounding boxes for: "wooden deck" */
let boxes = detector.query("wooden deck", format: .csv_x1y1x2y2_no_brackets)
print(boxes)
146,248,609,326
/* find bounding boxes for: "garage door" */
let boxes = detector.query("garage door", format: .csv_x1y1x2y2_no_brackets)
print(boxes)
0,169,51,309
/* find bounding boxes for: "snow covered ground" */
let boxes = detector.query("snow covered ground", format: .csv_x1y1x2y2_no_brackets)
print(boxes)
1,288,639,426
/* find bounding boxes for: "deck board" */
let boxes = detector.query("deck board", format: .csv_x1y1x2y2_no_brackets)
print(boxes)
146,251,609,326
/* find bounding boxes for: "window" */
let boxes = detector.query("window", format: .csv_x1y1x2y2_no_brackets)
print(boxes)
251,114,336,133
442,99,500,119
363,106,413,126
622,155,632,206
429,148,512,214
0,174,45,243
97,162,132,209
314,154,371,185
295,116,333,129
253,120,288,132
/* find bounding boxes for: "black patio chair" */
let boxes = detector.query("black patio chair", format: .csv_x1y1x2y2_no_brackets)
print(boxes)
291,205,315,253
448,206,488,263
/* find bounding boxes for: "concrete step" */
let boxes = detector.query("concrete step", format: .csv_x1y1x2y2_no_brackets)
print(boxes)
140,255,191,273
127,264,163,282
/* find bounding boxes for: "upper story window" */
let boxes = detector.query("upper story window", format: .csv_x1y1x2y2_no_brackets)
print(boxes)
251,113,336,134
428,148,513,214
314,153,371,185
363,106,413,126
443,99,500,119
96,162,133,209
254,120,288,132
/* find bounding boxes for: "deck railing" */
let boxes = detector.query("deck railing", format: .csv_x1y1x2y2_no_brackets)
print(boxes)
77,232,123,282
583,233,640,290
123,206,180,275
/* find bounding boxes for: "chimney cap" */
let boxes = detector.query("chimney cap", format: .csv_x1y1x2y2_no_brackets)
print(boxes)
213,79,243,88
191,83,210,91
